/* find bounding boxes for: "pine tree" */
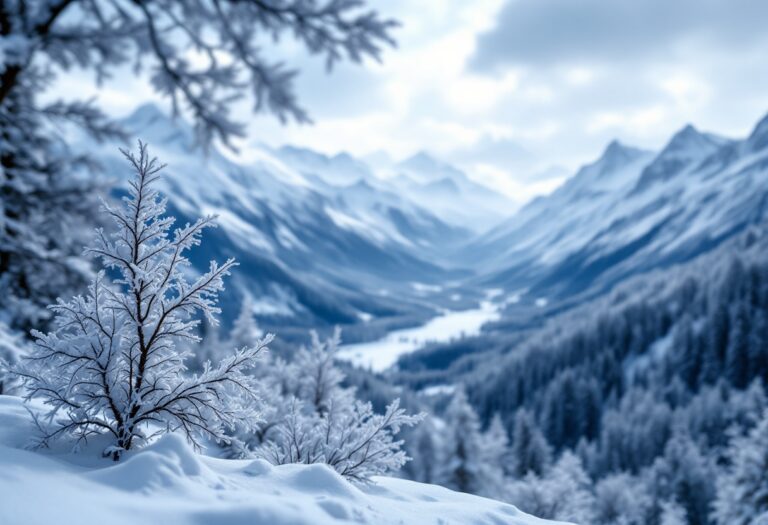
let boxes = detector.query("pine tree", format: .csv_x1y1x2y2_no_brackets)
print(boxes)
726,302,751,388
505,451,596,524
484,414,512,476
13,144,270,459
675,314,700,388
748,309,768,378
230,294,263,350
714,410,768,525
510,408,552,478
660,500,689,525
439,388,489,494
703,303,730,384
594,473,654,525
654,430,715,525
404,416,441,484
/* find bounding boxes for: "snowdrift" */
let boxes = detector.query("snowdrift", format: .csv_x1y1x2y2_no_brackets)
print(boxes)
0,396,565,525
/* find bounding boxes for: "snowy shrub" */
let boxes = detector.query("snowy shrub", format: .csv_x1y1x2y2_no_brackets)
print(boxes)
714,409,768,525
505,451,596,524
0,321,26,394
13,143,271,459
593,473,654,525
253,329,423,482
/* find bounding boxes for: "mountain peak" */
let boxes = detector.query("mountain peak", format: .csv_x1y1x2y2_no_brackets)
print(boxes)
632,123,722,194
661,123,716,156
124,102,171,126
748,110,768,151
401,151,440,170
597,140,647,168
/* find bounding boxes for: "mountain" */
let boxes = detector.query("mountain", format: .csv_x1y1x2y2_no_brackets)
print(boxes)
274,145,374,187
391,151,517,232
78,104,489,336
631,124,731,193
470,115,768,305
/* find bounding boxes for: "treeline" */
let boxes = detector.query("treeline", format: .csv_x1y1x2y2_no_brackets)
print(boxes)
382,227,768,524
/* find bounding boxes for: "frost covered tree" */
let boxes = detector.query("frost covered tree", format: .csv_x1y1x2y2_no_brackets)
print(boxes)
726,302,751,388
714,409,768,525
230,295,263,351
593,473,654,525
484,414,511,474
13,143,271,459
256,329,423,482
509,408,552,478
437,388,504,497
505,451,596,524
403,415,441,484
653,430,715,525
1,0,396,331
190,317,223,372
0,320,25,394
661,501,689,525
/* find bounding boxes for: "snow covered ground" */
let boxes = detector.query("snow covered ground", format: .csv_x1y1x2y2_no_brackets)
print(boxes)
0,396,565,525
337,300,501,371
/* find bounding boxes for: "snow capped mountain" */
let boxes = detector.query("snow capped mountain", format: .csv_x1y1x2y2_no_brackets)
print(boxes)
390,151,516,232
469,140,654,274
272,146,516,233
471,113,768,303
78,104,485,331
274,145,374,187
68,102,768,341
632,125,731,193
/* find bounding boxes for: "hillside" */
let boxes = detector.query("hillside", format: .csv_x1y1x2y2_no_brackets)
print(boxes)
73,104,514,339
0,396,564,525
470,114,768,307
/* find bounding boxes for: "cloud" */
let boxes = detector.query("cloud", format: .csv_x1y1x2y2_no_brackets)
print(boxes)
53,0,768,206
471,0,768,71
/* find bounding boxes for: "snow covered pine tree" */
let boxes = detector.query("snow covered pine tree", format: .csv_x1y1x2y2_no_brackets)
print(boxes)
13,143,271,460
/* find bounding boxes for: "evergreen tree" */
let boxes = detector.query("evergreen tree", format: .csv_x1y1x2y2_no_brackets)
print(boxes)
726,302,751,389
509,408,552,478
403,416,441,484
703,304,730,384
655,430,715,525
438,388,502,496
484,414,511,476
230,294,263,350
714,410,768,525
506,452,596,524
748,309,768,377
675,314,700,388
594,473,653,525
661,500,689,525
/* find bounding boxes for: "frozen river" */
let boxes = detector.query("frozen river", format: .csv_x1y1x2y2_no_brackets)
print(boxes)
337,300,501,372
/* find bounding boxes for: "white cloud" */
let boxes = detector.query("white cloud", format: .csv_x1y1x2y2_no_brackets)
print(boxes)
55,0,768,205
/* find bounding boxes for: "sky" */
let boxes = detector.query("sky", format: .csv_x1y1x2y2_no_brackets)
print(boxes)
61,0,768,203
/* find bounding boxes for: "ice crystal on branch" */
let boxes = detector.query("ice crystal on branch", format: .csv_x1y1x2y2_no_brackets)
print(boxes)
14,143,270,459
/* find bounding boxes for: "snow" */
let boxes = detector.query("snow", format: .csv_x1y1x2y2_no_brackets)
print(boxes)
474,116,768,298
337,300,501,371
0,396,564,525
